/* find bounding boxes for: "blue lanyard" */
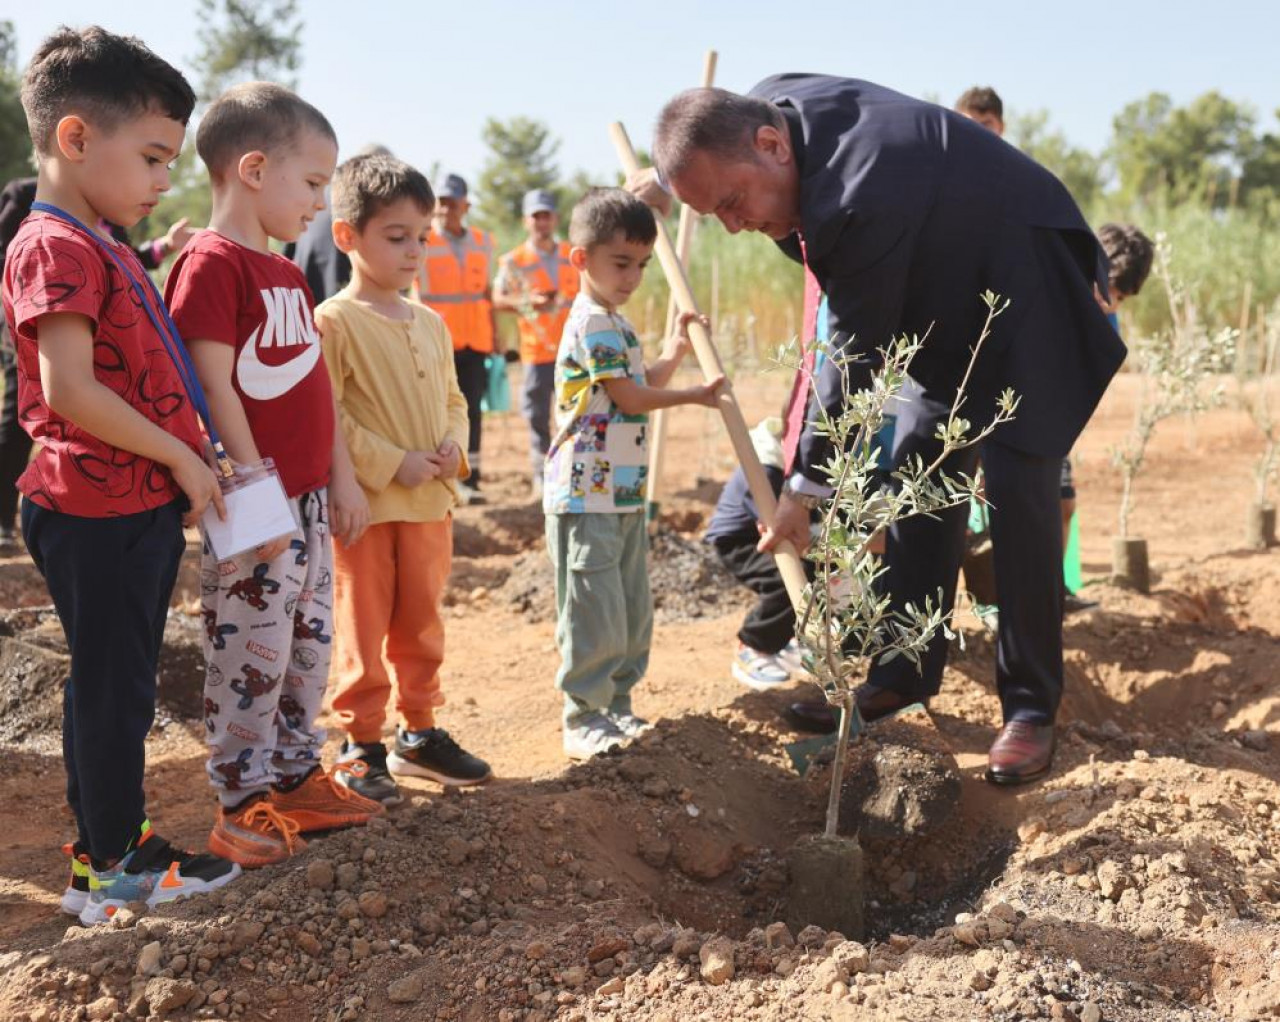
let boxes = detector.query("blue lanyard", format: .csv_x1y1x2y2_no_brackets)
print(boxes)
30,202,232,477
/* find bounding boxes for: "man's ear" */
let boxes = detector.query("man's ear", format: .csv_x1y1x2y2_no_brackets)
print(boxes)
331,217,358,254
237,150,268,190
54,116,91,163
754,124,793,166
568,245,589,270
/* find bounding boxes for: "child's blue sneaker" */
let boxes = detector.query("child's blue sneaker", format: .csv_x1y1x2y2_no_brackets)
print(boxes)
731,643,791,691
776,639,807,677
79,821,240,926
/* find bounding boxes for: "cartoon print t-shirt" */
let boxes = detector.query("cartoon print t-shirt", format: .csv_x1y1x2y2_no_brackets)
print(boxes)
543,292,648,514
166,231,334,497
1,212,204,516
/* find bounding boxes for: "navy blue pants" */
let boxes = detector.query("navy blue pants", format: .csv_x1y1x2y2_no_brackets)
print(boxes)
867,388,1064,724
22,499,185,861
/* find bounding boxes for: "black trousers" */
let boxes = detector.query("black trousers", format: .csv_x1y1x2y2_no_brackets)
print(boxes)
22,499,185,860
453,348,488,485
0,348,32,528
867,388,1064,724
714,536,799,654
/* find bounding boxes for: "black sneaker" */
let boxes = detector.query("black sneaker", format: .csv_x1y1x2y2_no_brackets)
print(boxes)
334,741,403,806
388,727,492,786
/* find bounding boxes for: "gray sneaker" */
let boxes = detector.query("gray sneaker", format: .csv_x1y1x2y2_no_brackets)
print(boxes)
563,712,627,760
609,711,652,738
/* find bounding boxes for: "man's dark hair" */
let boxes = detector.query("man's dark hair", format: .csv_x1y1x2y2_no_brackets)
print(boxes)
1098,223,1155,298
21,25,195,157
955,86,1004,119
568,187,657,250
331,154,434,231
197,82,336,183
653,87,784,182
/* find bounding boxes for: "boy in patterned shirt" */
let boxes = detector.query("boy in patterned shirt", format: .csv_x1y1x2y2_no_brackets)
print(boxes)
544,188,722,760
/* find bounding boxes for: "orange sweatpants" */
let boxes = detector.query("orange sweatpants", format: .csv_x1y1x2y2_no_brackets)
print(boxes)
331,518,451,743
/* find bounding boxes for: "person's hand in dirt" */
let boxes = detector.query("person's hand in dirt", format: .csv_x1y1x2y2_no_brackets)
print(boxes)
396,451,441,488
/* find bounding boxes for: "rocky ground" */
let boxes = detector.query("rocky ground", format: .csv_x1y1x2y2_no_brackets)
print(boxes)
0,373,1276,1021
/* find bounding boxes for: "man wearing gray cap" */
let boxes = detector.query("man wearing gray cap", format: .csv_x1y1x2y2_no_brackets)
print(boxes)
494,189,580,497
418,173,497,503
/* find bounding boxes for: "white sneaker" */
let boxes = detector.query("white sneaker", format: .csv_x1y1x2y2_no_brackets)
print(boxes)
731,644,792,691
609,711,653,738
563,712,627,760
776,639,807,676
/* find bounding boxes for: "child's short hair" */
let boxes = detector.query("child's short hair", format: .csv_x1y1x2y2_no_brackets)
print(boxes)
1098,222,1155,298
955,86,1003,120
331,154,435,231
197,82,336,183
568,187,657,250
20,25,195,158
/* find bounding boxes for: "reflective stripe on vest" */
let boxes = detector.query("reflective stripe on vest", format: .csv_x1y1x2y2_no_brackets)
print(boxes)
422,226,494,353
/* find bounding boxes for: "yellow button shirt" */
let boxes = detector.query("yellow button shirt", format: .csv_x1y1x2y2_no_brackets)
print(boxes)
317,292,470,525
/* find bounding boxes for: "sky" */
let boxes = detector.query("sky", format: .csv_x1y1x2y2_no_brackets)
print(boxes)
11,0,1280,191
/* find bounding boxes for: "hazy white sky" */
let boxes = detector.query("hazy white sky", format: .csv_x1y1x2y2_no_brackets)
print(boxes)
12,0,1280,189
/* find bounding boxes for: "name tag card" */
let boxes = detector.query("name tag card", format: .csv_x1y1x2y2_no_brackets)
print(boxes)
202,459,297,561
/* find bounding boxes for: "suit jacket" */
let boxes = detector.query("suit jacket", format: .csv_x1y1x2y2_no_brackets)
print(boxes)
748,75,1126,480
284,207,350,305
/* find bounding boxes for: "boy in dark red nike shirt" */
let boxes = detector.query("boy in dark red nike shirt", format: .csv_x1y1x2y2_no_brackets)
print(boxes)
3,25,239,924
166,82,378,868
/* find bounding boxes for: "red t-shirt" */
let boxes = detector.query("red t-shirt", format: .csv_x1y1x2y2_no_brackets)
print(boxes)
165,231,333,498
1,212,204,517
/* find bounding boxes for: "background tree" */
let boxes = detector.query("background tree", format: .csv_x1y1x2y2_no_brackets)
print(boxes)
0,20,32,185
474,117,561,236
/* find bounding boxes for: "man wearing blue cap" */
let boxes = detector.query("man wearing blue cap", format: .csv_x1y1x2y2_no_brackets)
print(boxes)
495,189,580,497
418,173,496,503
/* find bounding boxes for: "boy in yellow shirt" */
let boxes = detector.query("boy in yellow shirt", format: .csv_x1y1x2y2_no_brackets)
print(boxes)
318,154,491,803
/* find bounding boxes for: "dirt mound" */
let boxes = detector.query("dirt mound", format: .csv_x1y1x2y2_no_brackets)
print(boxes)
496,525,751,625
0,608,208,747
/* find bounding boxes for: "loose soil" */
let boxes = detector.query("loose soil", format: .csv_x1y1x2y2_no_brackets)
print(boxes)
0,371,1276,1022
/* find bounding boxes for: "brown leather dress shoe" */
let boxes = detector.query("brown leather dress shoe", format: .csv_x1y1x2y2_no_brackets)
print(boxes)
854,683,924,723
986,721,1055,785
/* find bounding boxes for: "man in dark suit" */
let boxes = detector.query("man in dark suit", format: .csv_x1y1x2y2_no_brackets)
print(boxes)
636,76,1126,783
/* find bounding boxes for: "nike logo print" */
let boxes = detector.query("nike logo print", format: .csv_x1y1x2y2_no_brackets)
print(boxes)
160,861,184,890
236,286,322,401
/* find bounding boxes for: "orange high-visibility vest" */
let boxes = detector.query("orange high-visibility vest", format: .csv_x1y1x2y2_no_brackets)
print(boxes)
498,239,580,365
418,225,495,353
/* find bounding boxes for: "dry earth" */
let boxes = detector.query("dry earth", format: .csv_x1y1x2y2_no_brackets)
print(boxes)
0,370,1276,1022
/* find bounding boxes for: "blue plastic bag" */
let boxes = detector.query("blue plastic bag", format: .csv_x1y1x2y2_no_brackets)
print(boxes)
481,354,511,413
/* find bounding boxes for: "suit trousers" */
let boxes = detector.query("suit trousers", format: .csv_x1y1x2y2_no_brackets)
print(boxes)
866,388,1064,724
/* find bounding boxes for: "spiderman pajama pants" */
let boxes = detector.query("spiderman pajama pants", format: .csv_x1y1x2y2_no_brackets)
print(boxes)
201,488,333,807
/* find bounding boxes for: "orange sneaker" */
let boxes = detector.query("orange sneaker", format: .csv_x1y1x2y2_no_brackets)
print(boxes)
270,767,383,833
209,794,306,868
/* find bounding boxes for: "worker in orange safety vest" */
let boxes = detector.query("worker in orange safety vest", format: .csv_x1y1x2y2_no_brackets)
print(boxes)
493,188,580,497
417,173,497,503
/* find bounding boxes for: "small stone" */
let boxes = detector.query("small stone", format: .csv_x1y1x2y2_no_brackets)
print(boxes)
335,862,360,890
444,835,470,866
596,976,624,996
296,932,323,957
526,941,549,960
796,924,827,949
764,922,795,950
85,996,118,1020
642,777,671,798
698,936,735,985
1242,730,1270,752
1136,922,1161,941
136,940,163,977
358,890,389,918
588,937,629,963
387,971,424,1003
1096,861,1127,901
145,978,198,1013
561,966,587,986
888,934,914,952
527,874,549,895
306,858,335,890
832,941,870,975
810,958,847,993
671,929,702,959
232,919,264,950
970,971,992,991
1081,1002,1102,1022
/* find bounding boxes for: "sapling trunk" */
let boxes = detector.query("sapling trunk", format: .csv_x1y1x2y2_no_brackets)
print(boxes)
823,691,856,839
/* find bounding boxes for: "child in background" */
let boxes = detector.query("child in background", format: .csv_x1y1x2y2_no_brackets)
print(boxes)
3,25,239,923
166,82,380,868
319,153,491,804
545,187,722,759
